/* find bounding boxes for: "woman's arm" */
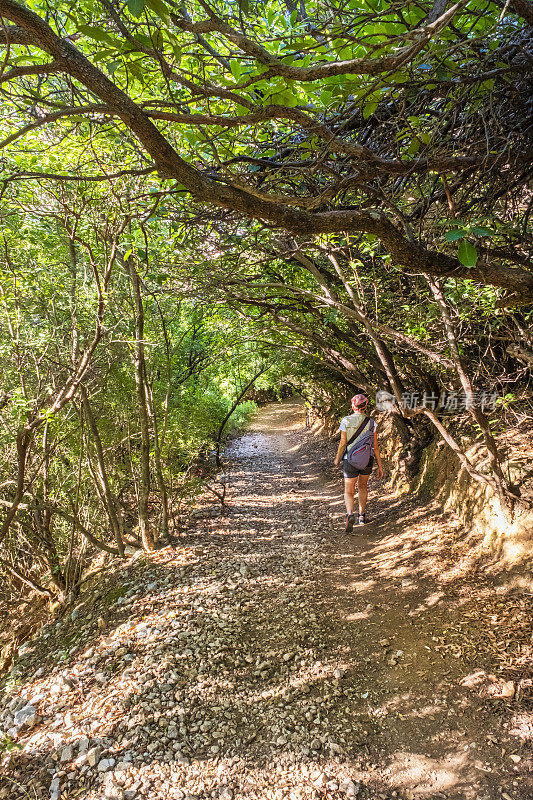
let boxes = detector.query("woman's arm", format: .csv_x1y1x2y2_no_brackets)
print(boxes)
334,431,347,466
374,428,384,479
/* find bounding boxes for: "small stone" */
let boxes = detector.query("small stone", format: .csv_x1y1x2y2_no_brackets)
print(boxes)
50,676,74,696
60,745,73,763
312,773,326,788
87,746,101,767
104,773,125,799
13,704,39,729
49,777,61,800
340,780,362,798
98,757,116,772
63,711,75,729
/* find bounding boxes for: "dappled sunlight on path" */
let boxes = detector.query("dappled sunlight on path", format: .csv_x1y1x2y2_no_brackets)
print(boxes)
1,401,531,800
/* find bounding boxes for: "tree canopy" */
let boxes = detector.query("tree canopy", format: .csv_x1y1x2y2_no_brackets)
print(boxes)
0,0,532,600
0,0,532,295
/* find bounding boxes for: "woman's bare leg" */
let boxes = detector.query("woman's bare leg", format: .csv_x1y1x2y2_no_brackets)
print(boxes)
344,477,357,515
357,474,370,514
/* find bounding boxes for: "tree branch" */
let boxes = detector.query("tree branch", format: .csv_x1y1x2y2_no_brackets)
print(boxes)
0,59,61,82
0,103,110,149
0,23,35,45
2,166,156,182
178,0,468,80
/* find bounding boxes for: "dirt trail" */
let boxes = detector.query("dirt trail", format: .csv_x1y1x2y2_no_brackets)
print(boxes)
230,401,532,799
1,400,531,800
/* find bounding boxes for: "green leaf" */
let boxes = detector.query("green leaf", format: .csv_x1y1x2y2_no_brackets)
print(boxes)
469,226,493,237
124,249,133,262
92,48,115,63
289,9,298,26
127,61,146,83
270,89,298,107
407,138,420,155
238,0,250,13
444,229,466,241
133,33,156,49
78,26,118,46
457,239,477,267
145,0,170,23
230,60,242,80
363,101,378,119
128,0,145,18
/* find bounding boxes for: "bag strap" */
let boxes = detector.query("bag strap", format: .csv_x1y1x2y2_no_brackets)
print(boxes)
345,416,371,451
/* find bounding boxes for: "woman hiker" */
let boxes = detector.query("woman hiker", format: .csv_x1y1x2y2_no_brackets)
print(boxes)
333,394,383,532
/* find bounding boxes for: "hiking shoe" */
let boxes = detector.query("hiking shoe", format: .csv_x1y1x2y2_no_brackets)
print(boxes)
358,513,366,525
345,513,356,533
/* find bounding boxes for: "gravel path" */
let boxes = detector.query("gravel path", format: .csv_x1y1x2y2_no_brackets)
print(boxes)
1,401,531,800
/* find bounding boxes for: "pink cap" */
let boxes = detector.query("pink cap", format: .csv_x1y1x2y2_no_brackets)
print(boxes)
351,394,368,407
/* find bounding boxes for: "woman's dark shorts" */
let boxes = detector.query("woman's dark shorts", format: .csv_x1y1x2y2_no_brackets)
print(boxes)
341,455,374,479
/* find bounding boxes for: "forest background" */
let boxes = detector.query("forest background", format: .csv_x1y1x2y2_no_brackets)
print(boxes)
0,0,531,608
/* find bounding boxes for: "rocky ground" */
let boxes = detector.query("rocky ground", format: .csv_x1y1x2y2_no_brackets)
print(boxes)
0,401,531,800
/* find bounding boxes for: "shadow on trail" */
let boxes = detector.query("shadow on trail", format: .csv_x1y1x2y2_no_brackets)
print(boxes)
2,401,531,800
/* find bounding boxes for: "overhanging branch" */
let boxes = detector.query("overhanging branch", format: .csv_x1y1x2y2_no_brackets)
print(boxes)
0,0,531,299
